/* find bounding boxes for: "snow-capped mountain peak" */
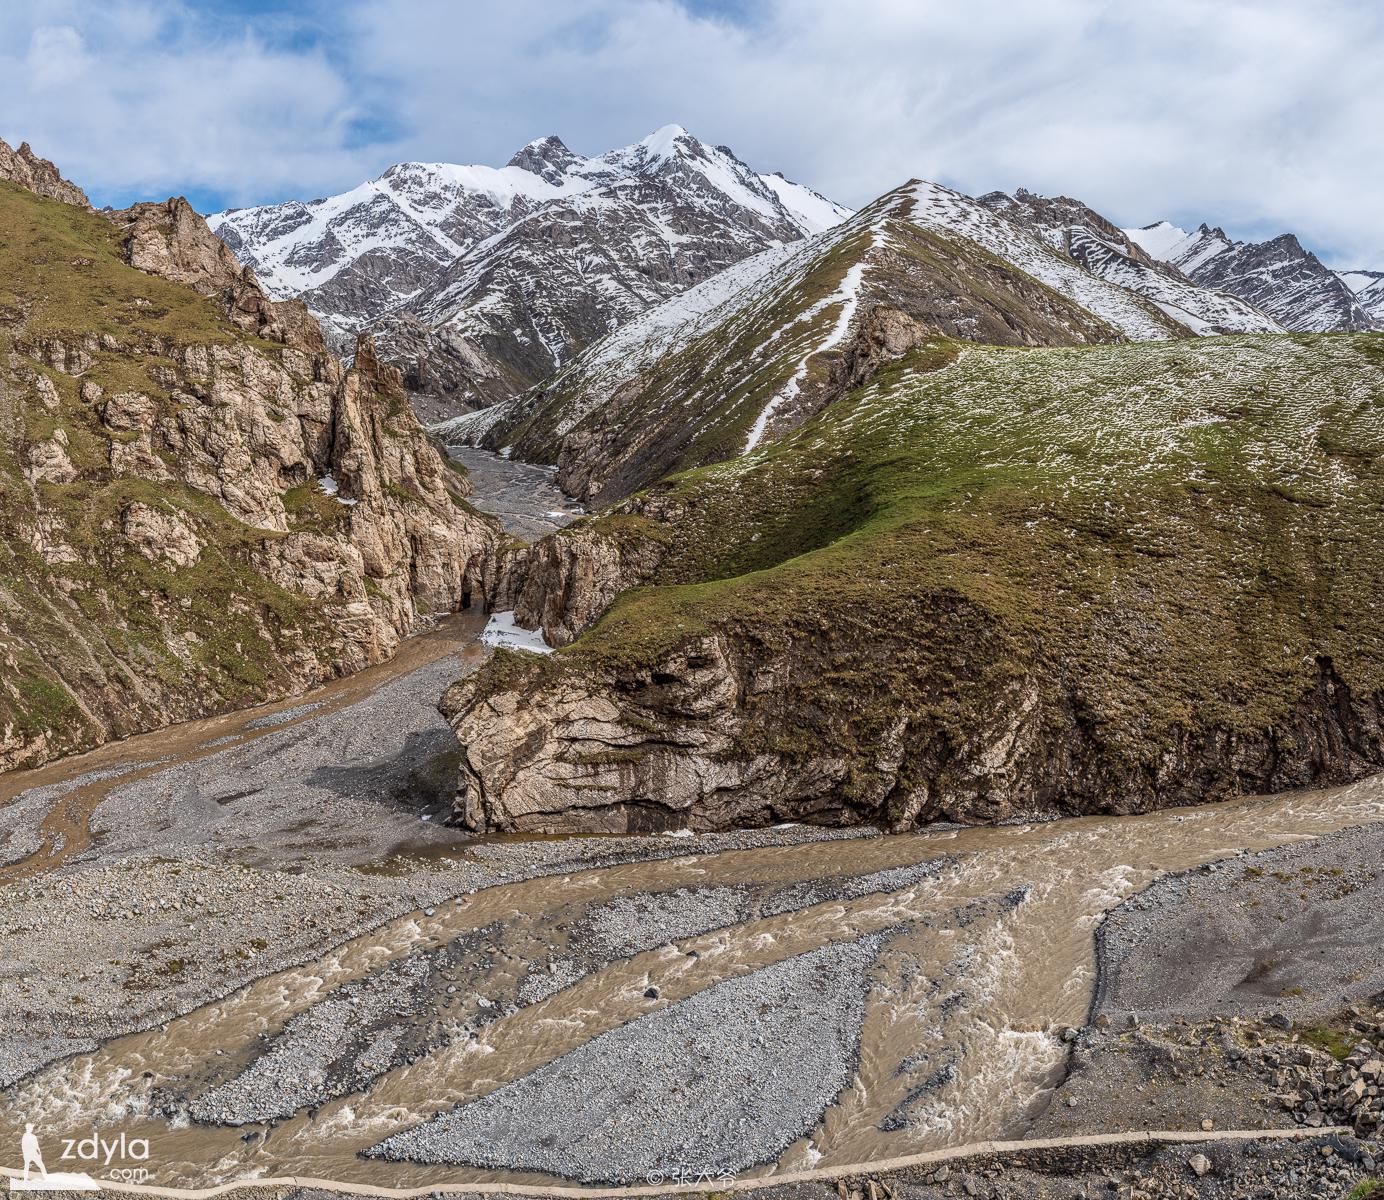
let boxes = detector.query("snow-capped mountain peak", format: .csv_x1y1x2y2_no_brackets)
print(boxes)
209,127,855,410
625,122,691,163
1125,219,1376,333
504,134,588,184
1127,220,1191,261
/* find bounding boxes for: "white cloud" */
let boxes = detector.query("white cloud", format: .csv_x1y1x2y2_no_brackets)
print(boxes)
0,0,1379,267
27,24,90,88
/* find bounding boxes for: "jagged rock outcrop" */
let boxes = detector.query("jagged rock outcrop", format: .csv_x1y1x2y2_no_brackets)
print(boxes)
0,142,500,771
109,196,327,350
494,511,673,649
0,137,90,207
443,634,839,833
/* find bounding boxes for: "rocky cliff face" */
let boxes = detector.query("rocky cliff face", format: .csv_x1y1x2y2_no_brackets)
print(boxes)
0,139,90,208
210,127,851,412
443,334,1384,834
445,627,1384,836
0,138,499,771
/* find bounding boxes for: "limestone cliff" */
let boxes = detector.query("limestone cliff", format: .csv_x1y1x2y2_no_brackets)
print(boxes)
0,139,500,771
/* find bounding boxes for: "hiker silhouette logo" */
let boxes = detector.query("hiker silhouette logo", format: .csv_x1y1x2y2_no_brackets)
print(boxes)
7,1123,127,1192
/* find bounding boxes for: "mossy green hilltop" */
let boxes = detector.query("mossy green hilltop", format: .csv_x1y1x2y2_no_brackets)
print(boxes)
447,331,1384,831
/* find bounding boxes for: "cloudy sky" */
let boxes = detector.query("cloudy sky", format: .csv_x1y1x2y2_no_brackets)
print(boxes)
2,0,1380,267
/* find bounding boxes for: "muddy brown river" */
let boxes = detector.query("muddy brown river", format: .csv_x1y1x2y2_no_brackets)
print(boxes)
2,765,1382,1188
2,451,1382,1189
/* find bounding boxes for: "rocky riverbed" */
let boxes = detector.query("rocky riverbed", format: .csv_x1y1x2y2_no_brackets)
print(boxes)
1,764,1382,1193
1,441,1383,1195
444,445,585,541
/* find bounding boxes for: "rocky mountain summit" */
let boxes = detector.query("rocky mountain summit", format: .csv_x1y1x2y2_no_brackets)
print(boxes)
209,126,850,411
1128,220,1379,333
0,138,499,771
980,189,1281,335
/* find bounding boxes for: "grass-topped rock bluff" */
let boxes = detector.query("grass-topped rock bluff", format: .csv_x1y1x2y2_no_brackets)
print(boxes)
444,333,1384,832
0,140,499,771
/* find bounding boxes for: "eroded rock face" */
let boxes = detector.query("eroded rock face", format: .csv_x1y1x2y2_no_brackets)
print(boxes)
444,617,1384,836
443,635,833,833
494,520,670,649
0,138,90,207
120,502,203,568
110,197,327,351
0,149,503,771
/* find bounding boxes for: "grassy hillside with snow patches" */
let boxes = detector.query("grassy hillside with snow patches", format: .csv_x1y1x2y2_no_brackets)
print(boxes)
459,331,1384,826
442,181,1196,507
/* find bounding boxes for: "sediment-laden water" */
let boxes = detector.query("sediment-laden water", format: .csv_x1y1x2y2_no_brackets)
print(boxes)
2,770,1382,1188
3,449,1384,1190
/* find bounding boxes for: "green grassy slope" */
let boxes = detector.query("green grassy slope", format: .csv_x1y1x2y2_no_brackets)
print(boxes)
466,332,1384,824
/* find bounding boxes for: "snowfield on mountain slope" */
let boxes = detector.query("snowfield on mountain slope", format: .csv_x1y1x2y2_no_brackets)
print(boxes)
1126,220,1379,334
1340,269,1384,324
437,179,1267,473
905,182,1184,341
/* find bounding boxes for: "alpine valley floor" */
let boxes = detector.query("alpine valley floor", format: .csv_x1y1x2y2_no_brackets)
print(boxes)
0,453,1382,1200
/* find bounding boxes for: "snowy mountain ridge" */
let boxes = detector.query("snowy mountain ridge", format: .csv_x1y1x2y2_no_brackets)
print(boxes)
1126,220,1379,333
1338,268,1384,325
209,126,852,408
980,192,1280,335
